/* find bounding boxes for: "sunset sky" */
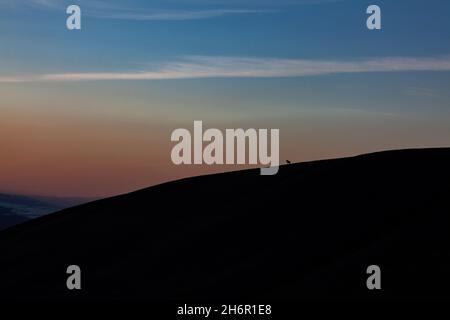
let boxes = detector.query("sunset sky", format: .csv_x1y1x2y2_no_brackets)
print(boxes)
1,0,450,197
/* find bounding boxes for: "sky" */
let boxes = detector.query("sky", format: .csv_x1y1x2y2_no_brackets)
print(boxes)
1,0,450,197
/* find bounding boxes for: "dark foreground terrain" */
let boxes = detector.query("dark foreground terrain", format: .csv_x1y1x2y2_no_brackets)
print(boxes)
1,148,450,300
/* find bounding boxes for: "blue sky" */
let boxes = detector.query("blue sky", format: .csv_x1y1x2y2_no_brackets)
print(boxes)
1,0,450,196
1,0,450,74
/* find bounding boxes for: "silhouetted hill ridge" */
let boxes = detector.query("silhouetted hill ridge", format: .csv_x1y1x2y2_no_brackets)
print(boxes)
1,148,450,300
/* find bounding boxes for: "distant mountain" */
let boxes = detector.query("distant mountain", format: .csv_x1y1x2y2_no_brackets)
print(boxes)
0,194,58,230
0,194,93,230
1,148,450,300
0,206,28,230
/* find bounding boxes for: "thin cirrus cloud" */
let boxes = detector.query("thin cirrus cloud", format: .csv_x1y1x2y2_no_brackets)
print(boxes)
0,0,275,21
2,56,450,83
90,9,272,21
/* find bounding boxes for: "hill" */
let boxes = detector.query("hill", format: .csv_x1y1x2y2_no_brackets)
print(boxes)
1,148,450,300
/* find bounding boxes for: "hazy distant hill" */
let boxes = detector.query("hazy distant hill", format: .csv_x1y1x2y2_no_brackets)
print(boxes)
0,206,28,231
0,194,93,230
0,194,59,230
1,148,450,300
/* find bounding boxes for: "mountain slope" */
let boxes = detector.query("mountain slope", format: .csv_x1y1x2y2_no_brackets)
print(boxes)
1,148,450,300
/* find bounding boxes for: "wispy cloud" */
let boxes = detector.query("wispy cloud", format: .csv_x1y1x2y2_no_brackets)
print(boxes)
0,0,274,21
2,56,450,83
163,0,339,5
21,0,337,8
405,86,440,98
91,9,272,21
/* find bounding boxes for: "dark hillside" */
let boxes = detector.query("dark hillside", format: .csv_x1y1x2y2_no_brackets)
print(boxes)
1,148,450,300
